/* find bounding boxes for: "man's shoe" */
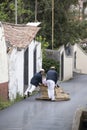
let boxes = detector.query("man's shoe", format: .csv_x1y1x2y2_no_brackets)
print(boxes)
51,99,56,102
24,95,26,99
48,98,51,101
27,92,30,97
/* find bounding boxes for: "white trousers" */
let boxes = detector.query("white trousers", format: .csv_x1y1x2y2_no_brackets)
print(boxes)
24,85,36,95
46,80,55,100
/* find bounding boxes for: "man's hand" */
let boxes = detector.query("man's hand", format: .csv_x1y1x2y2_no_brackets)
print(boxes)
39,83,42,86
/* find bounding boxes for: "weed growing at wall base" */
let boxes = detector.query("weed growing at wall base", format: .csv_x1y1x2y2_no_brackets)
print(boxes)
0,93,23,110
0,99,11,110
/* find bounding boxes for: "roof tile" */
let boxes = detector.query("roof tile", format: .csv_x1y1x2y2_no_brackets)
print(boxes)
3,22,40,48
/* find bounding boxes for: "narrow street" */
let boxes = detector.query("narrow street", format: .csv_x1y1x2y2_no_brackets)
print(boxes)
0,73,87,130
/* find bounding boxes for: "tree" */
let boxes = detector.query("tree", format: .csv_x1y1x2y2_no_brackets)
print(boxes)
0,0,34,23
36,0,78,48
1,0,86,49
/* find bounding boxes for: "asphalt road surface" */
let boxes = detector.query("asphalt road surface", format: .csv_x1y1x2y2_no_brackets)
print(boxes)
0,73,87,130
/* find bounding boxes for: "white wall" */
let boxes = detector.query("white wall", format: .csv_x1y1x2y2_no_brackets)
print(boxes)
8,48,24,100
59,46,73,81
63,51,73,81
28,40,42,87
8,48,18,100
74,44,87,74
0,23,8,83
16,49,24,96
8,40,42,100
35,41,42,72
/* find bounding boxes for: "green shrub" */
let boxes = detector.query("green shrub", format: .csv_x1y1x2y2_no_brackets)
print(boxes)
42,57,60,73
14,93,23,102
0,98,11,110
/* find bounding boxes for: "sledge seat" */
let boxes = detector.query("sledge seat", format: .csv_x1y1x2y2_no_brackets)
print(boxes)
36,84,70,101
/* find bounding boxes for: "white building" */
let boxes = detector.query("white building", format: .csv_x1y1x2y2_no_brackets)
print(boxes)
0,22,8,100
0,22,42,101
59,43,87,81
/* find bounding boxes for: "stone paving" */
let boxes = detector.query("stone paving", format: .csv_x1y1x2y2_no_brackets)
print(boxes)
0,73,87,130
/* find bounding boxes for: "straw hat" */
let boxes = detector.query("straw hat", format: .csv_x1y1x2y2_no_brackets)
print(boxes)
40,68,45,72
50,66,56,69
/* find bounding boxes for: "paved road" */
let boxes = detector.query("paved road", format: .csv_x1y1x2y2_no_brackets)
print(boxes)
0,73,87,130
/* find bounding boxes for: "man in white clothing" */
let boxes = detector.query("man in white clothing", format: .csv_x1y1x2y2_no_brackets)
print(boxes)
46,66,58,101
24,69,45,98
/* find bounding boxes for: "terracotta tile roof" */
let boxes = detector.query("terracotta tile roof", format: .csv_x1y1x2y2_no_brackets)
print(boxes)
3,22,40,48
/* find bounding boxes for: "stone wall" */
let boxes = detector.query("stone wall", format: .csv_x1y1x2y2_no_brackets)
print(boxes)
45,49,60,61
